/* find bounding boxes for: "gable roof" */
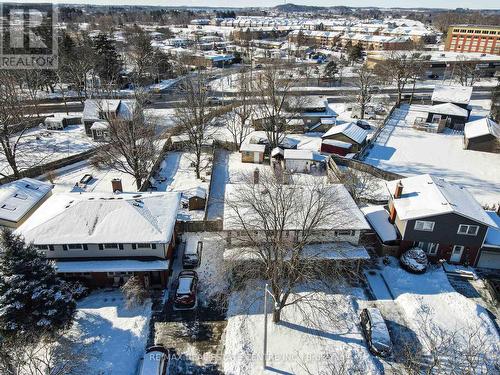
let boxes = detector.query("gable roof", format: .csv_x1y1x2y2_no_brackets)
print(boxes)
431,85,472,105
464,117,500,139
17,192,181,244
83,99,121,121
429,103,468,118
322,122,368,144
386,174,497,228
0,178,53,224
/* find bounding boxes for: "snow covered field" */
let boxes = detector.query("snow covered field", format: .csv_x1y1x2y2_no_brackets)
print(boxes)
70,290,152,375
223,283,379,375
0,125,97,176
364,103,500,205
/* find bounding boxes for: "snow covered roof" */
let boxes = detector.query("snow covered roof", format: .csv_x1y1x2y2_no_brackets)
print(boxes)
83,99,121,121
90,121,109,130
187,186,207,199
484,211,500,248
361,206,398,243
296,138,322,152
322,139,353,149
224,242,370,261
224,183,370,231
0,178,53,224
386,174,497,227
271,147,284,157
431,85,472,105
45,117,63,125
322,122,368,144
429,103,468,118
55,259,169,273
283,149,324,161
17,192,181,245
464,118,500,140
240,143,266,153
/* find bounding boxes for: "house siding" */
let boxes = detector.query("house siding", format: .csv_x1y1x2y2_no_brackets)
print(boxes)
401,212,488,248
41,243,169,259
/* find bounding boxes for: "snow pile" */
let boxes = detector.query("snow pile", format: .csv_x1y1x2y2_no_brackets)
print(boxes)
382,261,499,367
70,290,152,375
223,284,378,374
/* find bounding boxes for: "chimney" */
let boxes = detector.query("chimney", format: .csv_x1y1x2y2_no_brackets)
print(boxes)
112,178,123,193
253,168,260,184
394,181,403,199
389,203,397,224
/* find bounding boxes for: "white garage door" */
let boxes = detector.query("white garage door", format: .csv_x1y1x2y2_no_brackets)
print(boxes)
477,251,500,270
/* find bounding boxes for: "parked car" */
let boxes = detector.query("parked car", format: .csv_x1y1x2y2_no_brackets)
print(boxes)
400,247,429,274
360,308,392,357
173,270,198,310
137,345,169,375
355,120,371,130
183,241,202,269
352,106,376,120
207,97,223,106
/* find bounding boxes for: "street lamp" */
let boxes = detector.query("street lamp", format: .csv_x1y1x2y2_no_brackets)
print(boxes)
263,283,279,369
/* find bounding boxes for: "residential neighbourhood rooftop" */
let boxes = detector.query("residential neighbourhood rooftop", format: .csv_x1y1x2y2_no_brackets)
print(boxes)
386,174,497,227
17,192,181,245
431,85,473,105
0,178,53,224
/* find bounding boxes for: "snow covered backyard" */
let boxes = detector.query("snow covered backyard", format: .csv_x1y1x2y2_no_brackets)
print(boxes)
0,125,97,176
364,102,500,206
223,283,379,375
70,290,152,375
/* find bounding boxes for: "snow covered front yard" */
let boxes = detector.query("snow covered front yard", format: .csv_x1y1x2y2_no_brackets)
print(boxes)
364,104,500,206
380,260,499,371
70,290,152,375
223,283,379,375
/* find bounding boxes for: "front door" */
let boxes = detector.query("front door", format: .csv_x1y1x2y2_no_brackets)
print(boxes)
431,114,441,123
450,245,464,263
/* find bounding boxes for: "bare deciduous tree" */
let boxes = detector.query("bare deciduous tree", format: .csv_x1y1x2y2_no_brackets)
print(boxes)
224,170,358,323
253,60,304,149
0,332,92,375
353,65,379,120
0,71,42,178
91,91,160,190
173,73,216,179
374,51,423,106
224,69,254,148
453,56,480,87
400,305,499,375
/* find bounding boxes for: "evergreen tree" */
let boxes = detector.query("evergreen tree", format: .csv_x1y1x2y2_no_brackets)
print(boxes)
0,229,79,341
92,33,123,85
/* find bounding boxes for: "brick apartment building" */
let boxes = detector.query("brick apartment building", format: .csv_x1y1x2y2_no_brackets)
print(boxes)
445,25,500,55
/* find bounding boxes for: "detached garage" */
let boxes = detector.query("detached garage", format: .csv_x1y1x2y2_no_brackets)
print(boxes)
476,211,500,270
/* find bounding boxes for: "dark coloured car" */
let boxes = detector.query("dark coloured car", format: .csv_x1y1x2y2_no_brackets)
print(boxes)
400,247,429,274
360,308,393,358
173,270,198,310
183,241,202,269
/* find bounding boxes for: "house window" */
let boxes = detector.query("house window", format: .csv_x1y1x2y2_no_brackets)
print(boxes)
335,230,354,236
68,244,83,250
457,224,479,236
135,243,151,249
36,245,49,250
418,242,439,255
414,220,435,232
104,243,118,249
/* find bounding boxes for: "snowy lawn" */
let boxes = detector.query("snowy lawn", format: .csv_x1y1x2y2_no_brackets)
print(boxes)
70,290,152,375
223,282,380,375
364,104,500,206
155,151,212,221
0,125,97,176
381,259,499,368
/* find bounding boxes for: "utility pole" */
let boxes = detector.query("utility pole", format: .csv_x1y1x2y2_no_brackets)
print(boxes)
263,283,268,369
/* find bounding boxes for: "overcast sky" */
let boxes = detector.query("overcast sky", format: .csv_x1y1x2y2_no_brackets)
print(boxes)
3,0,499,10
